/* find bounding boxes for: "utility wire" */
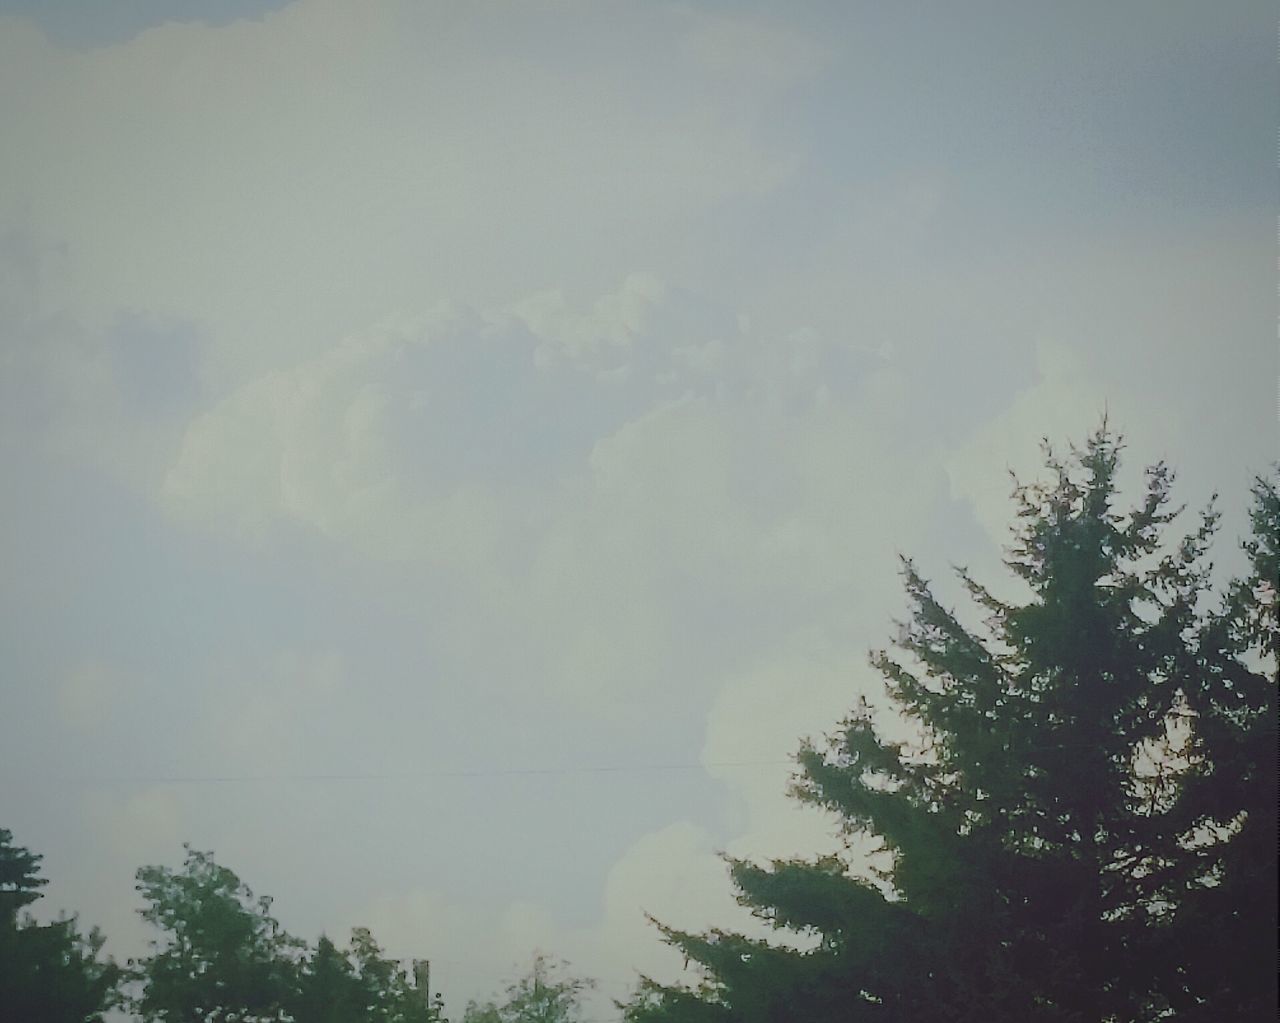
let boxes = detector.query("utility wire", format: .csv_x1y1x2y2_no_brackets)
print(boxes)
49,742,1126,788
52,759,796,786
53,738,1133,786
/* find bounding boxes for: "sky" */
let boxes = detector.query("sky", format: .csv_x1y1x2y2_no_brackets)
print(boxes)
0,1,1274,1017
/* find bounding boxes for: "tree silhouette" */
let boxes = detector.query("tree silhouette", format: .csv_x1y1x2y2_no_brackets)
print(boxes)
0,827,121,1022
132,846,444,1022
626,427,1277,1022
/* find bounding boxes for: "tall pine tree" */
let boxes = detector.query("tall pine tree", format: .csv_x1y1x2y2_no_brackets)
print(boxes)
626,427,1277,1023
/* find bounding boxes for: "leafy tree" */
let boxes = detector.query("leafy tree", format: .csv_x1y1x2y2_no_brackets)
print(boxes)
293,928,444,1023
132,845,445,1022
463,953,594,1023
626,428,1278,1022
292,934,364,1023
0,827,121,1022
132,845,304,1021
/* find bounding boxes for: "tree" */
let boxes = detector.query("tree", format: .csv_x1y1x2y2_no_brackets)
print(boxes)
132,845,445,1023
626,427,1278,1022
293,928,444,1023
463,953,594,1023
1161,473,1278,1019
292,934,364,1023
0,827,121,1022
0,828,46,924
132,845,304,1022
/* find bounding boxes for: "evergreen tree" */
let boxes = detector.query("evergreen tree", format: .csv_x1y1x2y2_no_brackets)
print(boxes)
1162,474,1278,1019
0,828,121,1023
0,828,46,925
626,428,1278,1023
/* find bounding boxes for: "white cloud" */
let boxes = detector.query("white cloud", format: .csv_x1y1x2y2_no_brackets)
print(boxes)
356,820,755,1017
0,0,807,389
161,330,404,542
945,336,1100,547
146,271,961,1016
156,273,952,736
517,272,668,368
702,634,863,864
5,6,1269,1021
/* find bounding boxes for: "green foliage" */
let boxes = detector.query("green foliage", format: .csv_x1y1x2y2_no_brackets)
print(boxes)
132,845,304,1021
132,846,444,1022
0,828,122,1022
293,934,364,1023
462,953,594,1023
1161,473,1278,1020
0,827,47,925
294,929,443,1023
627,428,1278,1022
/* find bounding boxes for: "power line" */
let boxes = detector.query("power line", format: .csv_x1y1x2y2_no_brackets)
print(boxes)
49,735,1138,787
51,759,796,786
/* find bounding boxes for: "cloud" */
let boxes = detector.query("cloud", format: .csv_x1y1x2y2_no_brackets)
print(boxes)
0,0,808,390
356,820,756,1017
145,271,962,1016
701,635,862,864
0,226,205,492
516,273,669,369
945,336,1100,547
6,7,1270,1022
156,275,945,721
678,10,831,91
160,328,408,544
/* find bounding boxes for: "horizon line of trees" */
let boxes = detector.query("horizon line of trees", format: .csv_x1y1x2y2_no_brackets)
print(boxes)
3,425,1276,1022
1,830,453,1023
2,827,598,1023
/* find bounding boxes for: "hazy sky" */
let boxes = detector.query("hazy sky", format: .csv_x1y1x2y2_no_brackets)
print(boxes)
0,1,1273,1017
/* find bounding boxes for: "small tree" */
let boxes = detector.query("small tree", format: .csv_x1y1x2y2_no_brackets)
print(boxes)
0,827,121,1022
626,427,1277,1022
463,953,594,1023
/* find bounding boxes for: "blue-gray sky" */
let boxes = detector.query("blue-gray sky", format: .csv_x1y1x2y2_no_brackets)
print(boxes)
0,1,1274,1016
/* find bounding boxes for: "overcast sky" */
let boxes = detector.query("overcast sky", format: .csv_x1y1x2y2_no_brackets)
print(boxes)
0,1,1273,1017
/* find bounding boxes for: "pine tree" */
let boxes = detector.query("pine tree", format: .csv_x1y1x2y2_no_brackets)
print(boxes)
626,428,1278,1023
1162,473,1278,1019
0,828,121,1023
